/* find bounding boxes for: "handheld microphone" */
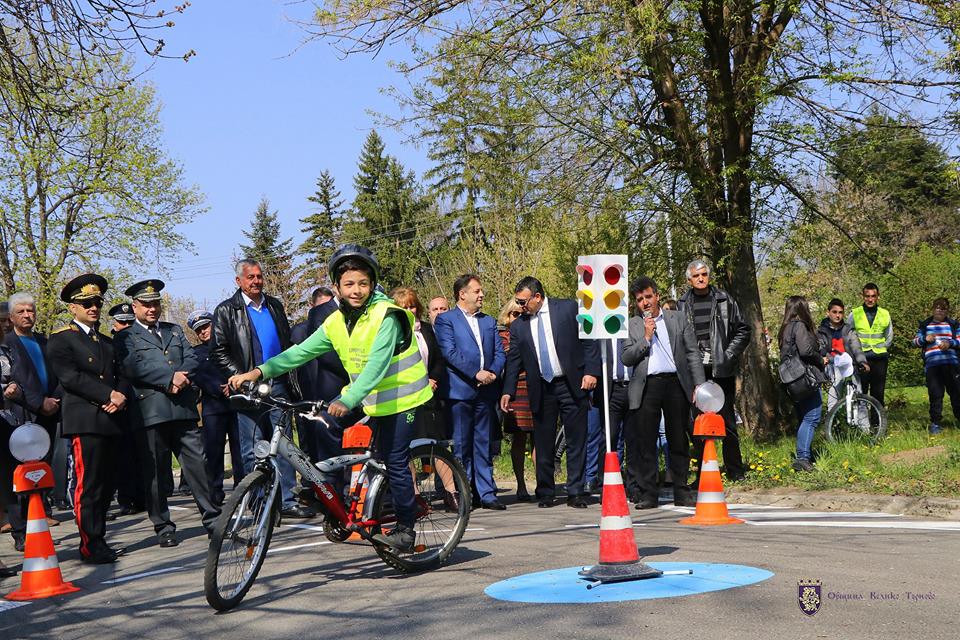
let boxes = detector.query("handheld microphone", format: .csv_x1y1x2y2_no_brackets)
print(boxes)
643,311,653,320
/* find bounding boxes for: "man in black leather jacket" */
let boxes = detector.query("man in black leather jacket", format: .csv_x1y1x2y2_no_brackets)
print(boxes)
677,259,751,481
211,259,313,518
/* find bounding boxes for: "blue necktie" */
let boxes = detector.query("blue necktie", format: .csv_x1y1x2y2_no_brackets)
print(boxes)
537,312,555,382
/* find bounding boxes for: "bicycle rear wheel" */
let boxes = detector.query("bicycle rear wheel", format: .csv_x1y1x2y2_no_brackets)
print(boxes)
204,468,278,611
371,444,471,573
825,392,887,445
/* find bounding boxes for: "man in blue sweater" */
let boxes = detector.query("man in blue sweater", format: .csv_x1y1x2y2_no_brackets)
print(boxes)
913,297,960,434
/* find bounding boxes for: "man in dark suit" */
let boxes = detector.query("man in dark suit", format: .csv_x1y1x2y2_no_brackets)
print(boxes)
116,279,219,547
500,276,601,508
188,310,243,506
622,276,705,509
435,274,507,510
46,274,127,564
211,259,313,518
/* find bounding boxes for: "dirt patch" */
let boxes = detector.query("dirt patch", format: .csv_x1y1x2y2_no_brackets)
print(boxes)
879,445,947,466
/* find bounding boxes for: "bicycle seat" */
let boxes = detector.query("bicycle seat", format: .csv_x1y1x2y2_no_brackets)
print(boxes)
316,453,371,473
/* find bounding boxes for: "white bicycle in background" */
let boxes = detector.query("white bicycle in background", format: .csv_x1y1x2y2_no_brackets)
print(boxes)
823,352,887,445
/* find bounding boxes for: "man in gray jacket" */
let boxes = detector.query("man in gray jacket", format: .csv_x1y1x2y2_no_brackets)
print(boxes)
116,279,219,548
623,276,705,509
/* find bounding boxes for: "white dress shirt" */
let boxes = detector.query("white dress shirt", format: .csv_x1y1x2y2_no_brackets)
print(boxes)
459,305,485,370
531,298,564,378
241,291,264,312
646,312,677,375
73,320,96,335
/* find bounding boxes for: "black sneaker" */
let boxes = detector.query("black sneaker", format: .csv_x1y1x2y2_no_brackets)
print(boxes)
372,525,415,553
792,458,814,472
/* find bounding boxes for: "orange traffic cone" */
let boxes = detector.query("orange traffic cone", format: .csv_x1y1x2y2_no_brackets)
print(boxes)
5,492,80,601
342,424,372,541
579,452,662,584
680,438,744,526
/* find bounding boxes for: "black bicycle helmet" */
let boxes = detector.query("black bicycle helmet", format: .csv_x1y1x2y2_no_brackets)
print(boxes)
328,243,380,283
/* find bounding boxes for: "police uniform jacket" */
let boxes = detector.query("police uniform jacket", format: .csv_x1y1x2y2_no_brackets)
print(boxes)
116,321,200,429
46,323,124,437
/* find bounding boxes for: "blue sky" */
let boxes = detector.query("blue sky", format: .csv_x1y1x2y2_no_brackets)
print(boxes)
144,1,429,308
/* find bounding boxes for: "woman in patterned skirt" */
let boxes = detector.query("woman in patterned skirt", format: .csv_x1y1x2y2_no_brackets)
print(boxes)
498,301,535,502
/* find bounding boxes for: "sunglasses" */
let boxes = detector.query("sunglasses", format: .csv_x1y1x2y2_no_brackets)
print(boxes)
77,299,103,309
514,297,531,307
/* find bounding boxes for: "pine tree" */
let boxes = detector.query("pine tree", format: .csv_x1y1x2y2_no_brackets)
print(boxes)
353,130,388,197
238,196,304,316
300,170,343,269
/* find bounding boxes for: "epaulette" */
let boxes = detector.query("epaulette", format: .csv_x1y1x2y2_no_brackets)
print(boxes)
51,324,79,334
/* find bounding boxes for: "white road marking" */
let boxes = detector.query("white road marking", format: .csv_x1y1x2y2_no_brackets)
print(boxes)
746,520,960,532
168,506,188,511
564,523,646,529
101,567,185,584
283,523,326,533
0,600,30,613
268,541,333,554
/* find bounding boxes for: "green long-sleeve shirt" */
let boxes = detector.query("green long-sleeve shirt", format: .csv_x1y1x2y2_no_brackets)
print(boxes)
258,308,403,410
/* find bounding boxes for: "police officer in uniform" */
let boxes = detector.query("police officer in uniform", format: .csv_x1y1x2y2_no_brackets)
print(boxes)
107,303,146,517
47,274,127,564
115,279,219,548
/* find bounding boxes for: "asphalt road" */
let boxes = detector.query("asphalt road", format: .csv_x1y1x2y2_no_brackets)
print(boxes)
2,492,958,640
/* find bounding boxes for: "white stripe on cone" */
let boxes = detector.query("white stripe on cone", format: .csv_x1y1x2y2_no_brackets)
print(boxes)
23,556,60,572
603,472,623,485
26,519,49,534
701,460,720,472
696,491,726,503
600,515,634,530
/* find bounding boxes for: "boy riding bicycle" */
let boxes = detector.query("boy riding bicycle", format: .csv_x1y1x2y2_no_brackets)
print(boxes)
229,244,432,552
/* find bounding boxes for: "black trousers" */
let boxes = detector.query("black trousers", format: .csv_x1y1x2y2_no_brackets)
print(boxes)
925,364,960,424
114,429,145,508
0,425,26,535
202,411,244,503
71,434,119,558
593,382,630,487
691,373,744,480
532,377,589,498
861,357,889,406
134,420,220,535
626,374,692,504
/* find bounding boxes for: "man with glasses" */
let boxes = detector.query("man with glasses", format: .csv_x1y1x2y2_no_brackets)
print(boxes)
115,279,219,548
500,276,600,508
677,259,750,481
47,274,127,563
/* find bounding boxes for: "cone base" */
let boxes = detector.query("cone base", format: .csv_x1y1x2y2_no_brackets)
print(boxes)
6,581,80,601
579,561,663,584
679,515,745,526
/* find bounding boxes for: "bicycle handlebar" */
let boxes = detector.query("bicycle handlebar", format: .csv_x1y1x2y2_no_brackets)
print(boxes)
230,381,328,414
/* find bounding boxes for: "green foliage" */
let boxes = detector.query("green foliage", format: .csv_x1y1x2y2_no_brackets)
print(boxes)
0,52,205,329
239,197,303,317
300,169,344,281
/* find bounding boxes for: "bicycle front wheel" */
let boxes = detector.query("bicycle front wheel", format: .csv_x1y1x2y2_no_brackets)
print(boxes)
204,468,278,611
824,393,887,445
371,444,471,573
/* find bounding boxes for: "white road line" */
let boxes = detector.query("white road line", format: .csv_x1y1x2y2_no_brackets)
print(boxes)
283,523,326,532
730,511,903,520
746,520,960,532
268,541,334,554
101,567,185,584
0,600,30,613
564,523,646,529
168,505,188,511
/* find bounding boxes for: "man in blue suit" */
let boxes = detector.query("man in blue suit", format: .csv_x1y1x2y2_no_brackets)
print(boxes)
500,276,601,508
435,274,507,510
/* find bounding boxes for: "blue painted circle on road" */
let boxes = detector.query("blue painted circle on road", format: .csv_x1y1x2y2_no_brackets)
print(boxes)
484,562,773,603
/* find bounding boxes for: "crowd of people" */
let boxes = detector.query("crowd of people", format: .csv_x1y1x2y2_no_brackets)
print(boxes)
0,249,955,578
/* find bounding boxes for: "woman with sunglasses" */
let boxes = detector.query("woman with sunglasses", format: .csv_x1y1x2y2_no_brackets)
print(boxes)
498,301,535,502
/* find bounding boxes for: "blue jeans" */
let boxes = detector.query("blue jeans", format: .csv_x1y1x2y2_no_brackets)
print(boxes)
794,393,823,461
373,411,416,528
237,383,299,509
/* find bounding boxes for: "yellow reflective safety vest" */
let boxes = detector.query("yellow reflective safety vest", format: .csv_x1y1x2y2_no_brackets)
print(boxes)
322,299,433,417
852,306,891,356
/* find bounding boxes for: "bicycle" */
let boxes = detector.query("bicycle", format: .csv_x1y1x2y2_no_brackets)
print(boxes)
203,382,471,611
824,365,887,445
